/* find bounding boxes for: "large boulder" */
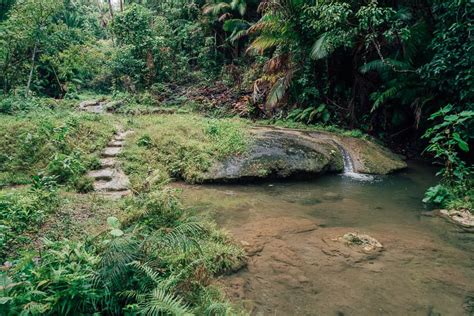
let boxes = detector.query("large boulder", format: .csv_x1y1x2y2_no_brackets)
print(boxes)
201,126,406,182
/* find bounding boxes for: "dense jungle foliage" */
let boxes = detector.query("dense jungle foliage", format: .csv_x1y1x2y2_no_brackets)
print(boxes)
0,0,473,314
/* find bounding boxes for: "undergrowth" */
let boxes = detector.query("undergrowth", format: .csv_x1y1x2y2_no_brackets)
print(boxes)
0,99,118,188
0,186,245,315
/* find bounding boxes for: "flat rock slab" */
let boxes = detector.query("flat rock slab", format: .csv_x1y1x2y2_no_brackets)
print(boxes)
100,158,117,168
79,100,99,108
114,130,134,141
201,127,406,182
94,170,130,192
101,190,132,200
78,100,105,113
87,168,115,181
102,147,122,157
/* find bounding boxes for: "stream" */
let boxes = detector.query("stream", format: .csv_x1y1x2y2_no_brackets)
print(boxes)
176,162,474,315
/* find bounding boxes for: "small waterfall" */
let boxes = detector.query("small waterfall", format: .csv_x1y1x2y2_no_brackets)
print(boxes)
339,145,355,173
335,142,375,181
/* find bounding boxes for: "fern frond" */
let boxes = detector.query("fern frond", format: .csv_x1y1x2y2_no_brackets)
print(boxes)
139,287,192,316
130,261,162,285
160,222,206,254
99,237,140,289
205,301,234,315
160,258,206,291
359,58,412,74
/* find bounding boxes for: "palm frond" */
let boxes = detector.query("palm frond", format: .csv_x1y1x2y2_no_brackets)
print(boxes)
203,2,231,16
310,33,330,60
247,35,286,54
230,0,246,16
359,58,412,74
267,68,295,107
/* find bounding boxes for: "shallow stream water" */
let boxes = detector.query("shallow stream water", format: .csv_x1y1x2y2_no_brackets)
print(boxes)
177,162,474,315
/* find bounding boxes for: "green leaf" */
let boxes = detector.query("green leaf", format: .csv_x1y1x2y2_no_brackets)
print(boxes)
107,216,121,229
452,133,469,152
110,228,124,237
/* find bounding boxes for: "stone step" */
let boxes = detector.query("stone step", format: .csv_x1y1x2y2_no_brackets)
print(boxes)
93,170,130,192
87,168,115,181
102,147,122,157
114,130,134,141
100,158,117,168
108,140,124,147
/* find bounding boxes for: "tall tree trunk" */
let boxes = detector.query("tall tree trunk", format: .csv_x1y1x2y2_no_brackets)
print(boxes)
25,40,38,98
108,0,114,19
120,0,123,12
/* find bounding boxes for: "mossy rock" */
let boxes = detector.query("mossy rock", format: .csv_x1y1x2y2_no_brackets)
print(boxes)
201,126,406,182
336,136,407,174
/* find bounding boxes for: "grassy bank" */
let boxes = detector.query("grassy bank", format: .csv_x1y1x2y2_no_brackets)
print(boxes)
0,102,118,188
0,101,247,314
121,114,250,189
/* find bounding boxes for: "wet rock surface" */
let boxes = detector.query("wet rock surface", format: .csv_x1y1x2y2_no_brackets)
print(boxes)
202,127,406,182
439,209,474,231
341,232,384,253
202,130,342,182
86,130,133,198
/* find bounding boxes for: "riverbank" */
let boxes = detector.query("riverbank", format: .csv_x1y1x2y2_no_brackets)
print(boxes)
1,98,472,315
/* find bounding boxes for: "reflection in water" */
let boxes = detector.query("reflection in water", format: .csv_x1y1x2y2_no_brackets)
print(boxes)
177,162,474,315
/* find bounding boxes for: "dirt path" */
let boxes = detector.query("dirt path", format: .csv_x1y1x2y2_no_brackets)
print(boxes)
87,130,133,198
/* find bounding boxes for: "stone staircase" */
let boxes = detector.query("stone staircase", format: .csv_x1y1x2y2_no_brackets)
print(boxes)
87,130,133,198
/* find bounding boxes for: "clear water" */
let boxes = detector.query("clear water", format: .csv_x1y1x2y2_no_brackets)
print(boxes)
177,162,474,315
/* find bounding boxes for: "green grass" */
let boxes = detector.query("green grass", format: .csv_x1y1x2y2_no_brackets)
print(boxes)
0,106,119,187
121,113,251,189
257,118,370,139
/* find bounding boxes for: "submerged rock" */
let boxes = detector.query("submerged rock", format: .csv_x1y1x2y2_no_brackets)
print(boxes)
202,127,406,182
341,232,383,253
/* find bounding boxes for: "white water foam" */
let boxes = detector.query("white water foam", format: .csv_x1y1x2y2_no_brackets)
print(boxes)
337,144,376,182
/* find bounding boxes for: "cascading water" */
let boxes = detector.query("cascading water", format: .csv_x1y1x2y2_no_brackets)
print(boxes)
340,145,355,173
335,143,375,181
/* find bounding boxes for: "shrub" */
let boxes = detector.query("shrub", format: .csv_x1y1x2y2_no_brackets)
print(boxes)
0,174,59,258
1,186,244,315
47,152,86,184
1,239,103,315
